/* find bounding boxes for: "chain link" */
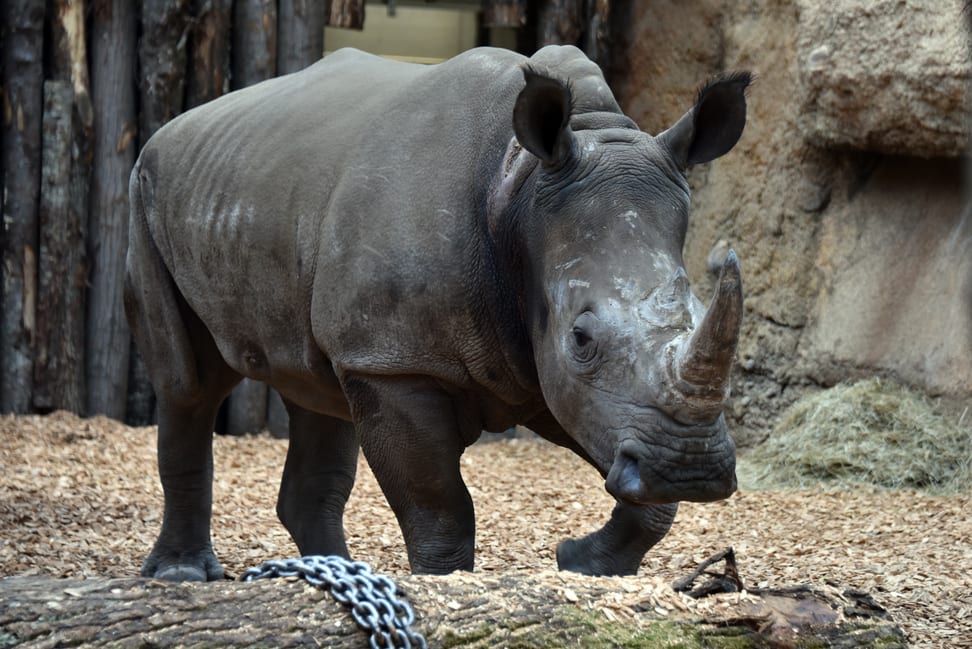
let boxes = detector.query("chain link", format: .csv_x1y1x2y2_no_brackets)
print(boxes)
242,555,427,649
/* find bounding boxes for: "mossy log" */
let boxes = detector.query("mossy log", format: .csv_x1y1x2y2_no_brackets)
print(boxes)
0,571,905,648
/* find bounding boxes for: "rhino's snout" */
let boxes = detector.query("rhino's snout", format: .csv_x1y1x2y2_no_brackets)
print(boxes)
605,437,737,505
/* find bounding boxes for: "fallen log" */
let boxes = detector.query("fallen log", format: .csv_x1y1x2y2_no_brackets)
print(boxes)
0,569,907,648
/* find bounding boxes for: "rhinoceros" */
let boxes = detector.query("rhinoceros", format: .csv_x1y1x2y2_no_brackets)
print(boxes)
125,45,750,580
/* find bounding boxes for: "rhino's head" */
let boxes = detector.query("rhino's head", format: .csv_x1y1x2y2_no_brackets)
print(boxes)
505,67,750,506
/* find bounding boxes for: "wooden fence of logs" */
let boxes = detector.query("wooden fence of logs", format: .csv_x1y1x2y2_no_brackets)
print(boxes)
0,0,607,433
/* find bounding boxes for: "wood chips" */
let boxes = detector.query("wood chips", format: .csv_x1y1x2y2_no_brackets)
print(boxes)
1,411,969,648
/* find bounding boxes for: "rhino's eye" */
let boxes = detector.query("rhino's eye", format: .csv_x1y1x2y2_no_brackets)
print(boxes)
572,327,592,348
569,312,600,367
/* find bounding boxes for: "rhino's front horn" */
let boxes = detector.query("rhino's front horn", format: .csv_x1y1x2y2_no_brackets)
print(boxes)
670,249,743,421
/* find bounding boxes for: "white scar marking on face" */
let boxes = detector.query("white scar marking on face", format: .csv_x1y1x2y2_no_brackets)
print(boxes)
556,257,582,270
568,279,590,289
620,209,639,230
585,141,596,152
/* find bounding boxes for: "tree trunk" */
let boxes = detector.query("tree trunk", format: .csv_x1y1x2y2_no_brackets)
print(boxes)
536,0,611,64
0,0,45,414
129,0,192,426
139,0,191,142
278,0,326,74
481,0,528,28
231,0,278,90
86,0,138,419
40,0,93,415
327,0,366,30
186,0,232,108
225,378,268,436
0,574,906,648
34,81,85,413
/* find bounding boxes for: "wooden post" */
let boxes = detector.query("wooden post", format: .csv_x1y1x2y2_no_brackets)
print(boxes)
481,0,528,28
536,0,610,64
278,0,326,75
232,0,278,89
0,0,45,414
328,0,366,30
186,0,232,108
86,0,138,419
41,0,93,416
34,81,85,413
128,0,192,425
225,0,278,434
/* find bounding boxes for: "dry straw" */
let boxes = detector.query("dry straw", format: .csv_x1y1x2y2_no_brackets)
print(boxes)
739,377,972,494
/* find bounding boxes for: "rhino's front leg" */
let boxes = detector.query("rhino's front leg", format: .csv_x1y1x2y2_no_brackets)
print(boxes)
142,401,225,581
556,501,678,576
523,410,678,576
342,374,475,574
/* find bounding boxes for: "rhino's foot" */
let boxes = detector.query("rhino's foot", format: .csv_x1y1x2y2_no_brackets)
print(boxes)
556,536,642,577
141,547,224,582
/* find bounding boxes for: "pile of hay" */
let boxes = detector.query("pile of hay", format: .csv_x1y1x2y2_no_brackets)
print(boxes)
739,377,971,494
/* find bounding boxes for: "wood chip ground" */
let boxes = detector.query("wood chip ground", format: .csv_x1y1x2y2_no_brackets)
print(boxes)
1,412,969,648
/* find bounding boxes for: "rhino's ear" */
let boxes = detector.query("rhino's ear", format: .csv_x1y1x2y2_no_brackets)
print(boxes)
658,71,752,170
513,66,576,167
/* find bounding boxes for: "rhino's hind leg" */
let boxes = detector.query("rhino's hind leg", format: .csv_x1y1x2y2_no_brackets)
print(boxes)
277,403,358,558
556,502,678,576
141,399,230,582
126,162,241,581
342,375,475,575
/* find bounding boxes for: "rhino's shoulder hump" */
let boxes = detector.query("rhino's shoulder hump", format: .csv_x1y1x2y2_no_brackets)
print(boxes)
527,44,621,116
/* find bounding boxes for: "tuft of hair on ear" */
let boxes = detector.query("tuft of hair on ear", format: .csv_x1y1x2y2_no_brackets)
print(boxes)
696,71,754,107
521,64,576,117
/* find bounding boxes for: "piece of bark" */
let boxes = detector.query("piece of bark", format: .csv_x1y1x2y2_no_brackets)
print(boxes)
186,0,232,108
86,0,138,419
0,0,45,414
0,572,907,648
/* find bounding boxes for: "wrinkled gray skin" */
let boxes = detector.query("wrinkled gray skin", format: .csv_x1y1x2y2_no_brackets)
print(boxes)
125,45,750,580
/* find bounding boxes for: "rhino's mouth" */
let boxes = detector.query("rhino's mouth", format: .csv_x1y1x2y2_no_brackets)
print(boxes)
604,429,737,505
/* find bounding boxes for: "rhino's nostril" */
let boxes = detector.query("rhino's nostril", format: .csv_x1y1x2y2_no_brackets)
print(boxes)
605,451,644,503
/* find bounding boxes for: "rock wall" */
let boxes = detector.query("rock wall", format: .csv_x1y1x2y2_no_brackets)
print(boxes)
606,0,971,445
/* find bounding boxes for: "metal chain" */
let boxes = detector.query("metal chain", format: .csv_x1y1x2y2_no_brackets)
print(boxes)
242,555,427,649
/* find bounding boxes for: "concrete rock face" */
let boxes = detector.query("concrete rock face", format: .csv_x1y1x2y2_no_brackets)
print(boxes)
797,0,971,158
606,0,971,446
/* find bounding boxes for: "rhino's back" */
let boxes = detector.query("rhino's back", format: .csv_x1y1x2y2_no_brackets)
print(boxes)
132,45,614,413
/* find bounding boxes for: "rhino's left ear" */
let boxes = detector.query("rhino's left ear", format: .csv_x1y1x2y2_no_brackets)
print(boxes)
658,71,752,170
513,66,576,167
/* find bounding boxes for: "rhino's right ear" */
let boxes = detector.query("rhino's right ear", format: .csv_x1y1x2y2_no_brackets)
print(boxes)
513,67,576,167
658,71,752,170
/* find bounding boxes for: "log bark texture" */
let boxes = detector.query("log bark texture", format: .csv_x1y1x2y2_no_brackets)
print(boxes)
0,0,45,414
86,0,138,419
129,0,192,426
34,81,86,413
38,0,94,413
232,0,278,90
537,0,611,63
328,0,366,30
278,0,326,74
481,0,528,28
186,0,233,108
0,574,907,648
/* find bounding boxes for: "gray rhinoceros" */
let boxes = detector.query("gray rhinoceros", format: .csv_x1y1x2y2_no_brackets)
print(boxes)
125,45,750,580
